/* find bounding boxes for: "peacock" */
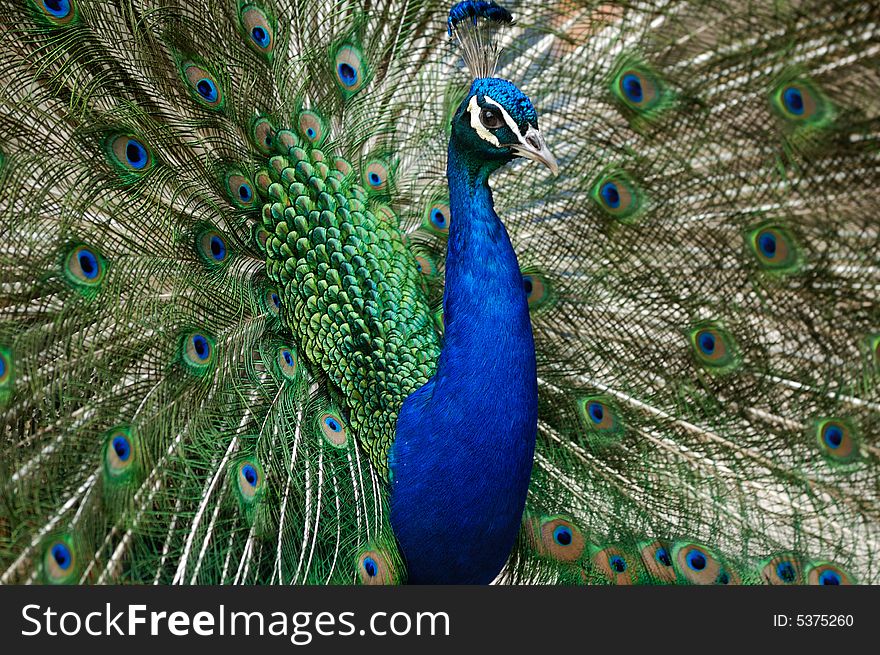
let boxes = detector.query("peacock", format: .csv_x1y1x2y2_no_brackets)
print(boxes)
0,0,878,586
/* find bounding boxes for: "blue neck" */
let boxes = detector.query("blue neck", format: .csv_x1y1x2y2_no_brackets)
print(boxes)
389,144,538,584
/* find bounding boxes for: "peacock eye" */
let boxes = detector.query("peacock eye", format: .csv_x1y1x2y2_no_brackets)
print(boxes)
479,107,503,129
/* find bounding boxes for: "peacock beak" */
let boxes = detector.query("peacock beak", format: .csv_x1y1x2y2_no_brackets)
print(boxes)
507,126,559,176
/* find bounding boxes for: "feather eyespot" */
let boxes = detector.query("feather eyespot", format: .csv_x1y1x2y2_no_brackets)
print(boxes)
181,331,215,373
530,516,586,562
320,412,348,447
357,548,396,585
610,62,665,116
263,287,281,316
586,400,611,427
783,86,805,115
746,224,800,273
689,324,739,371
363,160,389,191
51,543,71,569
43,0,70,16
639,540,676,582
819,570,841,585
608,554,626,572
414,254,436,277
576,395,622,441
761,554,804,585
686,548,706,571
35,0,76,24
232,457,265,504
430,207,447,228
43,537,78,583
241,465,257,486
592,174,641,220
601,182,621,207
716,570,735,585
698,331,716,355
64,244,106,288
758,231,776,256
277,346,298,381
776,562,797,582
250,116,276,154
182,63,223,109
197,229,229,265
235,459,264,503
107,134,153,176
189,335,210,360
553,525,572,546
620,74,643,103
252,26,269,47
772,80,827,123
655,547,672,566
0,348,11,387
616,69,659,110
333,44,370,96
103,427,139,479
423,201,450,235
268,129,296,153
197,78,218,102
122,140,147,169
673,542,727,584
226,172,257,208
815,418,859,463
338,62,357,86
208,235,226,260
298,111,326,145
240,5,275,55
593,546,640,584
112,436,130,460
806,562,852,585
521,271,552,311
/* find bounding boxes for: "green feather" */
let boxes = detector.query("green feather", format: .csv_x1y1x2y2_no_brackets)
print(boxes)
0,0,877,587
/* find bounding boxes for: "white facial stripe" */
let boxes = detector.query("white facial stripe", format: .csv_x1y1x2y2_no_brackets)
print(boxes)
467,94,531,148
467,95,499,146
483,94,527,143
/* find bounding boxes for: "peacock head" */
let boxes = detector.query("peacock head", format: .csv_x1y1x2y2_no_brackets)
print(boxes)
451,77,558,176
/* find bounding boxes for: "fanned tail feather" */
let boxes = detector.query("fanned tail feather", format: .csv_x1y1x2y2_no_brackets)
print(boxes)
0,0,877,585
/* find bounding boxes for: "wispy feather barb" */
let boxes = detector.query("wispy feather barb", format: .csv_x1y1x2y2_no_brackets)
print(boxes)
448,1,513,79
0,0,877,587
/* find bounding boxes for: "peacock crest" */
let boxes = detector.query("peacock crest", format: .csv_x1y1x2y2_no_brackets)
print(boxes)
0,0,876,585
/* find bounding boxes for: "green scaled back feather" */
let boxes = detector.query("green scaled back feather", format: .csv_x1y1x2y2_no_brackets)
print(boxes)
1,0,878,586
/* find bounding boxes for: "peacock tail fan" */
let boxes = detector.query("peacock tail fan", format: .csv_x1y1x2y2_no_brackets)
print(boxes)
0,0,878,585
